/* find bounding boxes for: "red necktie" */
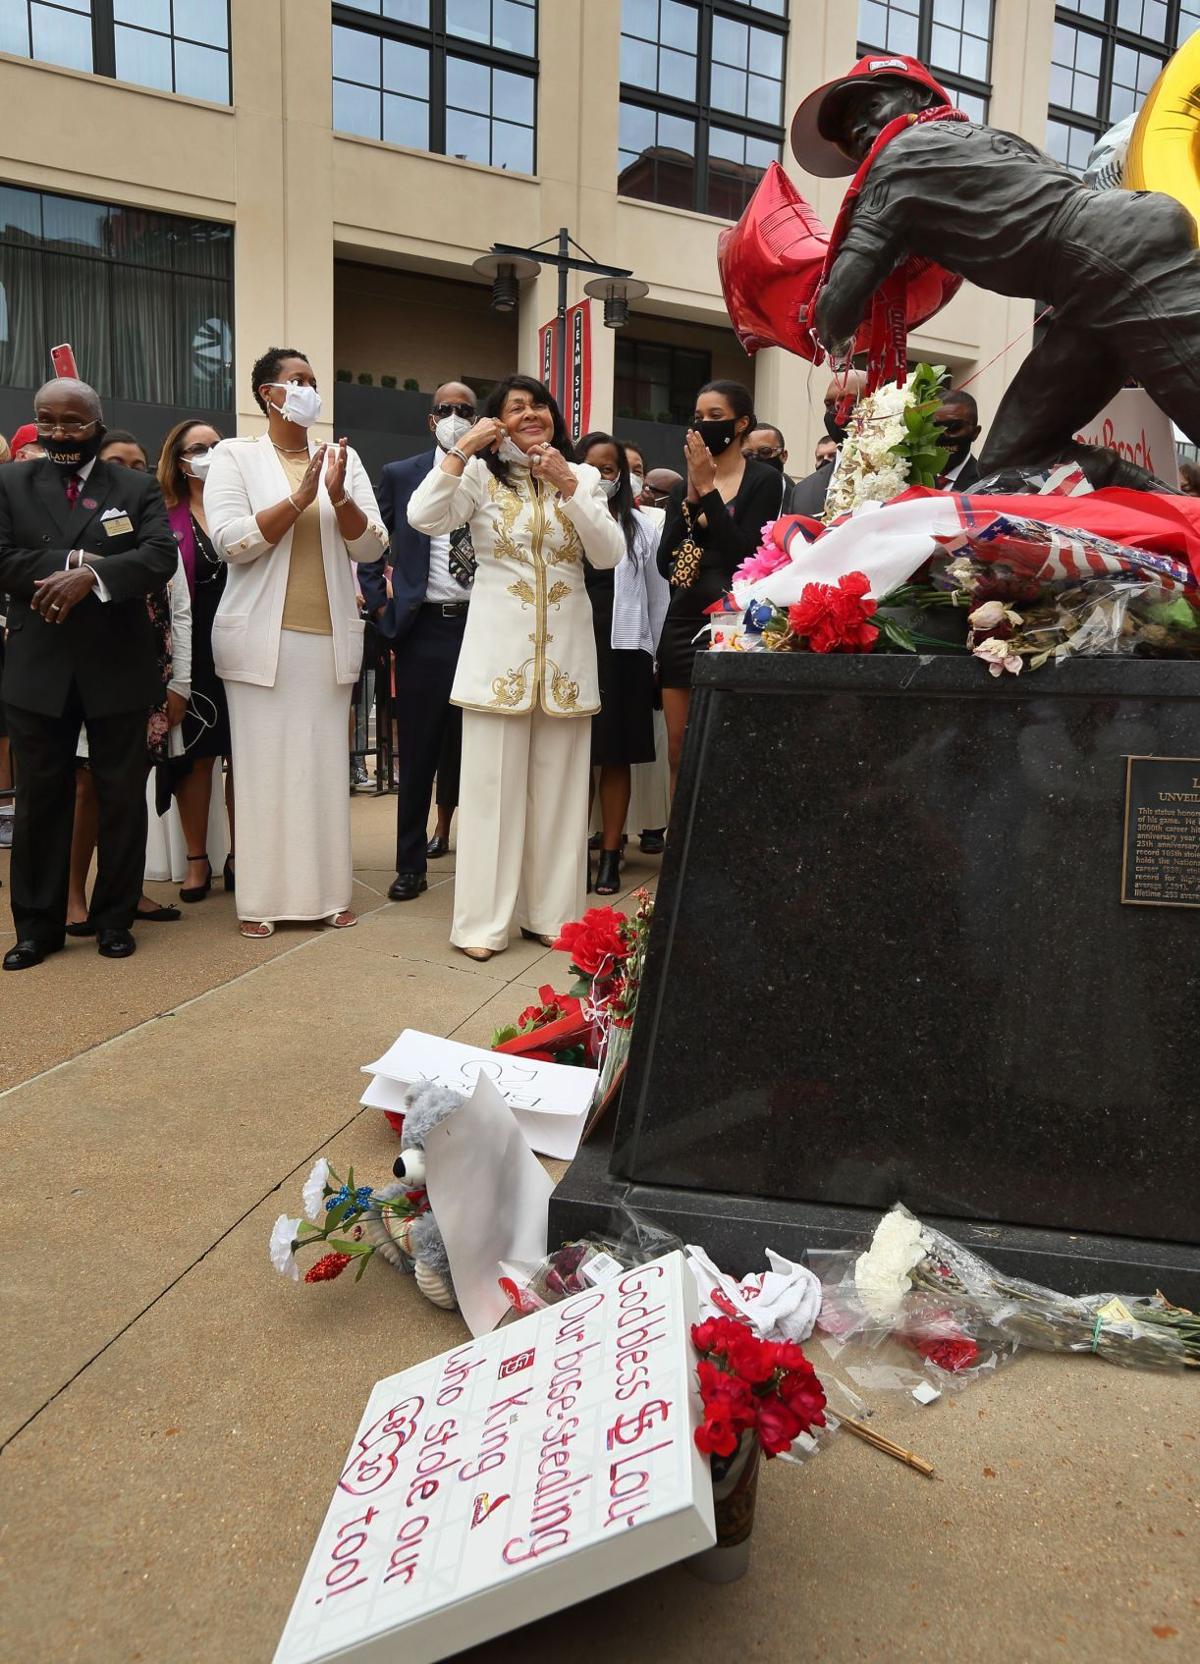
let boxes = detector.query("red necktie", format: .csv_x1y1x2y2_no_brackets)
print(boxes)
64,473,80,509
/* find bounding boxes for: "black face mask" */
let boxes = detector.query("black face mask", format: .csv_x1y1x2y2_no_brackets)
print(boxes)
757,452,785,473
691,417,738,455
824,408,850,445
938,433,973,472
41,427,105,472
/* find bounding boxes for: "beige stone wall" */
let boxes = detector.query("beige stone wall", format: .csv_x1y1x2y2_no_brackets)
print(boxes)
0,0,1056,456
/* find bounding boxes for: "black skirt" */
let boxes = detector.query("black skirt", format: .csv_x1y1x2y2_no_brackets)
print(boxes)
588,573,655,767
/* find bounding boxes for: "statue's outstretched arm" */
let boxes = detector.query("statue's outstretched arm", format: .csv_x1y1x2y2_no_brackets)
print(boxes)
815,247,888,356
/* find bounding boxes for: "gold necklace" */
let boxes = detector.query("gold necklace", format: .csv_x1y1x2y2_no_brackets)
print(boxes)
272,440,308,455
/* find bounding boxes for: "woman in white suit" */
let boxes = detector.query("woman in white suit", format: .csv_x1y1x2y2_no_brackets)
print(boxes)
204,348,387,937
408,374,625,961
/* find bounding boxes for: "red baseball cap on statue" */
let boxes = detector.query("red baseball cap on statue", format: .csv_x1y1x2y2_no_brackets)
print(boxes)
790,54,953,179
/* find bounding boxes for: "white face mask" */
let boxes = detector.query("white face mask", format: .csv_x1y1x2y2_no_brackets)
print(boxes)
629,472,644,498
598,477,620,499
183,449,213,480
497,434,529,465
435,414,472,452
268,381,322,428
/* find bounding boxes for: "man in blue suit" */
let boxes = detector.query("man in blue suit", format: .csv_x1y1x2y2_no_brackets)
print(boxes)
358,382,477,902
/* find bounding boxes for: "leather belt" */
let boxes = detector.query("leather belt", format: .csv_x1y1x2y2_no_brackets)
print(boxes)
424,601,469,618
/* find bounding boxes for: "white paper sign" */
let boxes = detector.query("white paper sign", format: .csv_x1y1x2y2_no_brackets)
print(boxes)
363,1030,598,1161
424,1072,554,1339
1075,387,1180,486
272,1251,715,1664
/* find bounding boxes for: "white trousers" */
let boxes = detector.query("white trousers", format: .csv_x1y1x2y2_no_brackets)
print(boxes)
226,631,353,923
453,705,590,951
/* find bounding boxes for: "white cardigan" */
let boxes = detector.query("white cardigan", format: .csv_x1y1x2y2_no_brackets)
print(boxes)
408,457,625,716
204,433,387,688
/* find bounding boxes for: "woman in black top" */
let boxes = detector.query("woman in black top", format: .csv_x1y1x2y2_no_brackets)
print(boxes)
657,380,781,795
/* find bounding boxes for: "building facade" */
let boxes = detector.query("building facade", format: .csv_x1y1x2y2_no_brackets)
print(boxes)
0,1,1193,476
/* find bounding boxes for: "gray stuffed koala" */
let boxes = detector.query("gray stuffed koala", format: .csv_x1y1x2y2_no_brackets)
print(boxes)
365,1082,464,1310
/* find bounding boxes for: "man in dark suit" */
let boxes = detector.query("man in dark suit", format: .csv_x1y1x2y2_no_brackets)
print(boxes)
933,389,983,490
357,381,477,903
0,379,178,969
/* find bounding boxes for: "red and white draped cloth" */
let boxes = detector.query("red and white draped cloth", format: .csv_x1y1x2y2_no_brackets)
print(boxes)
731,485,1200,613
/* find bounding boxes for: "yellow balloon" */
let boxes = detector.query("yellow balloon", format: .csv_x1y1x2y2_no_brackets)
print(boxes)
1126,29,1200,237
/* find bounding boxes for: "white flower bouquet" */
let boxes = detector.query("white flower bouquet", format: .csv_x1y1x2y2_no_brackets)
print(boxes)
824,363,950,523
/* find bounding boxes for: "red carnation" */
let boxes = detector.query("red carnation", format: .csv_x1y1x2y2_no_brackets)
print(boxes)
304,1251,352,1283
778,1367,828,1431
554,906,630,976
789,571,878,653
755,1394,803,1457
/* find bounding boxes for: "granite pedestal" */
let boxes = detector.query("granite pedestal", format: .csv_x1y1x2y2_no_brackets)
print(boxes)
551,652,1200,1306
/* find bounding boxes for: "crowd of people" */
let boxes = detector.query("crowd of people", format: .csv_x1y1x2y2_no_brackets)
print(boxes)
0,354,983,970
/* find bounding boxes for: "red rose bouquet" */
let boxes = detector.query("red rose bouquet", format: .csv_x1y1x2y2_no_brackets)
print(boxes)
691,1315,827,1459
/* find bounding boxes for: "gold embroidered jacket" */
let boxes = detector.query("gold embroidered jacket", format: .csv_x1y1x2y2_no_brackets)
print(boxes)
407,456,626,716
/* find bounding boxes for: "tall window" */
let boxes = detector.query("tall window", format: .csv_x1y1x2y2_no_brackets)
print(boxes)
615,337,712,424
0,2,232,104
332,1,538,173
1048,2,1200,175
618,0,788,219
0,183,234,409
857,1,994,122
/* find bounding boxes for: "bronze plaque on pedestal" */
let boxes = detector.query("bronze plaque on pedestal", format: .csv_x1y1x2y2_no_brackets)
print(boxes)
1121,756,1200,907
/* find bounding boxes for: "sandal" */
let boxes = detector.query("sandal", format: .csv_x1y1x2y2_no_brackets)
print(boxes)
520,928,557,948
326,910,358,929
180,853,212,903
239,920,274,939
594,849,622,895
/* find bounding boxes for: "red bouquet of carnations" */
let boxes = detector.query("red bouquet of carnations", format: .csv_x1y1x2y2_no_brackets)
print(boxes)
691,1316,827,1459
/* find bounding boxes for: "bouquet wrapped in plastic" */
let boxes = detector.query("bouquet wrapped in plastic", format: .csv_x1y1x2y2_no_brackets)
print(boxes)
824,1205,1200,1374
499,1207,682,1316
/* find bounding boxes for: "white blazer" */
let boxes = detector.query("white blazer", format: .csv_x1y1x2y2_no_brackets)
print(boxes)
204,433,387,688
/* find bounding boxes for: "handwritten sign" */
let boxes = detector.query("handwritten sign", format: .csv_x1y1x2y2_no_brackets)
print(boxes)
363,1030,598,1160
272,1252,714,1664
1075,387,1179,487
1121,755,1200,907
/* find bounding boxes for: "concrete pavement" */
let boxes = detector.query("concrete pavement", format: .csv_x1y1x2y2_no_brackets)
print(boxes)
0,794,1196,1664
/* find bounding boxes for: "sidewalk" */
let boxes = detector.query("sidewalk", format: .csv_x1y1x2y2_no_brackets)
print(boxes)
0,794,1195,1664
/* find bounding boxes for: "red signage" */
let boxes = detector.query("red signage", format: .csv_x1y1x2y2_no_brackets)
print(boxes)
537,301,592,439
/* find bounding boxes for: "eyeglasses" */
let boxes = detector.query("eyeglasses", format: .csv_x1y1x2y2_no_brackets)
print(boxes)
432,402,475,420
35,417,98,437
180,442,212,457
742,447,782,461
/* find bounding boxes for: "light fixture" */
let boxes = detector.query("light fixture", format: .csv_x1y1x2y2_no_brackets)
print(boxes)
472,251,539,313
583,275,649,328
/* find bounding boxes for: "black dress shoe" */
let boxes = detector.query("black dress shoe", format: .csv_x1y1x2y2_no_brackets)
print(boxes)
65,920,97,938
3,939,61,971
426,835,450,859
97,927,136,959
639,829,666,855
388,872,429,902
180,853,212,902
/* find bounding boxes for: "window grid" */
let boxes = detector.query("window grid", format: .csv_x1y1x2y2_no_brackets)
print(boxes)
0,180,234,408
331,0,538,172
618,0,788,219
2,1,232,103
615,337,713,425
1047,2,1197,175
857,0,995,122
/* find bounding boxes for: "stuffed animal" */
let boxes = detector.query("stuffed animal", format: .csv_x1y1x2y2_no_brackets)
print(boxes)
362,1083,463,1311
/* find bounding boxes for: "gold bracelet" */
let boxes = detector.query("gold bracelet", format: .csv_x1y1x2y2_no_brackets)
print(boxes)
331,494,350,509
288,493,302,514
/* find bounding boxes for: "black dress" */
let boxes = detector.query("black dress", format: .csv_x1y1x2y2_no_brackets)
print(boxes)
586,563,655,768
656,460,783,689
176,515,231,761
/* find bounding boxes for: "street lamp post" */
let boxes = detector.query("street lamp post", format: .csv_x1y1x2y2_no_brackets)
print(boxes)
473,229,648,429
